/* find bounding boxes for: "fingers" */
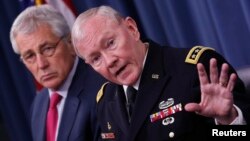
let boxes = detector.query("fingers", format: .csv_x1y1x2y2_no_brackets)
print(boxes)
227,73,237,91
197,63,209,88
209,58,229,86
209,58,219,84
219,63,229,87
198,58,236,91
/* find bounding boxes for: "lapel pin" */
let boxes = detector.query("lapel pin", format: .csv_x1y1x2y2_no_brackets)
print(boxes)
152,74,159,79
107,122,111,130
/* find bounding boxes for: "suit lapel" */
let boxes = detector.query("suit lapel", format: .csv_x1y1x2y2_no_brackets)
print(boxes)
57,93,80,141
109,86,130,134
33,91,49,141
57,61,84,141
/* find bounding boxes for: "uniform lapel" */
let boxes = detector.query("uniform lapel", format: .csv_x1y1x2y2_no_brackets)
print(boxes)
130,76,170,140
129,42,171,140
109,86,130,134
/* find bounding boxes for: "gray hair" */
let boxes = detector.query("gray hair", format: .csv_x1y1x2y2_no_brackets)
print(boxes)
71,5,124,50
10,4,70,54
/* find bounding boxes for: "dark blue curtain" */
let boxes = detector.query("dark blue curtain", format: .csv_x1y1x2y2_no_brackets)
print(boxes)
72,0,250,69
0,0,250,140
0,0,35,141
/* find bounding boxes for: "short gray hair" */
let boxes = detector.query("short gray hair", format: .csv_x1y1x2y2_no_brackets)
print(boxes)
10,4,70,54
71,5,124,50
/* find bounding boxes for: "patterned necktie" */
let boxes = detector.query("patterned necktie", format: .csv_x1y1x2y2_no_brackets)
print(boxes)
126,86,137,123
46,93,62,141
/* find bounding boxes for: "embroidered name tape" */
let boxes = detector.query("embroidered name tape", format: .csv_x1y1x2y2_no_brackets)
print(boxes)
101,132,115,139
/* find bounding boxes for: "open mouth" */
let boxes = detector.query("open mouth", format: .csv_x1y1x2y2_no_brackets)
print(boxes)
115,64,127,77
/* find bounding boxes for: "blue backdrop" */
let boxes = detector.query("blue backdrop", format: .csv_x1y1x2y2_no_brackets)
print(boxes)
0,0,250,140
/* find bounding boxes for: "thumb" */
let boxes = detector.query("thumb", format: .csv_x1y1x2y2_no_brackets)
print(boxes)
185,103,201,113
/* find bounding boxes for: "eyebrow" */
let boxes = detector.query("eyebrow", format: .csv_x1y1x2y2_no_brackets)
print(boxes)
38,40,53,48
22,40,53,55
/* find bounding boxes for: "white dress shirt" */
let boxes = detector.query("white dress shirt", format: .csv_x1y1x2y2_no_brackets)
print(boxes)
48,57,78,141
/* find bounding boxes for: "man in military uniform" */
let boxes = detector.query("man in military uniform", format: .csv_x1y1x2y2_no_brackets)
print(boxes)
71,5,250,141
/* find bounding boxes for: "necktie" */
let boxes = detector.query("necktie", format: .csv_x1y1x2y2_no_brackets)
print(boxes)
126,86,137,123
46,93,62,141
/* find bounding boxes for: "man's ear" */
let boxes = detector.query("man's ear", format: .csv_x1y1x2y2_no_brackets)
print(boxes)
65,34,76,56
124,17,140,40
65,34,72,44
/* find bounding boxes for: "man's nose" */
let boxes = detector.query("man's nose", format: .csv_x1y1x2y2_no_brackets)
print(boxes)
36,54,49,69
104,54,117,68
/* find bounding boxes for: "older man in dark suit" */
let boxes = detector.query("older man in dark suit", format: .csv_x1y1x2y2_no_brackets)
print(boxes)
10,5,105,141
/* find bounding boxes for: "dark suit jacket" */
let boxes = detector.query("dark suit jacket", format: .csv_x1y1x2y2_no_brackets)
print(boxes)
31,59,106,141
97,40,250,141
0,114,10,141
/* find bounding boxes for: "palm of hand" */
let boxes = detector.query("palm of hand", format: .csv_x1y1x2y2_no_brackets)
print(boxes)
185,58,237,123
198,83,233,118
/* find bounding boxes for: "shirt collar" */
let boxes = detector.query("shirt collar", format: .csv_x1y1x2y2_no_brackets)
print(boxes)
123,42,149,91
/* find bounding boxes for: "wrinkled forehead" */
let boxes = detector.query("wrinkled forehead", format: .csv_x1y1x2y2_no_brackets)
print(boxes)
84,15,119,31
76,16,122,56
81,16,120,44
85,14,122,29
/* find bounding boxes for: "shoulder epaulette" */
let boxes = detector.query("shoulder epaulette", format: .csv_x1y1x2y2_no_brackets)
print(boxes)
96,82,109,103
185,46,214,64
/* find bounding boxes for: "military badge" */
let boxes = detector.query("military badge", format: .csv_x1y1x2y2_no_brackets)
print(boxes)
150,103,182,122
162,117,175,126
159,98,174,109
107,122,111,130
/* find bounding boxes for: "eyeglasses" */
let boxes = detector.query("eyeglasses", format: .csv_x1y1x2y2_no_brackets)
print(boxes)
20,37,64,64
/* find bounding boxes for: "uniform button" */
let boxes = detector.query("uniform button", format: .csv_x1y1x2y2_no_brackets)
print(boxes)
169,132,174,138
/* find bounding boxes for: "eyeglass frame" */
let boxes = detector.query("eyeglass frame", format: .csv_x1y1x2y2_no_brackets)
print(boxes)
20,36,65,64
